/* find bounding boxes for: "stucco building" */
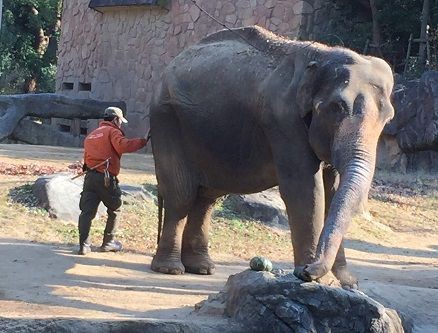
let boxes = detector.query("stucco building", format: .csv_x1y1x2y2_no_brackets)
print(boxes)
56,0,326,139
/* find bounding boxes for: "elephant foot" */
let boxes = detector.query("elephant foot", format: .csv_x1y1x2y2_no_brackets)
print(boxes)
151,255,185,275
294,265,341,287
182,253,215,275
316,271,342,288
332,265,359,290
294,261,330,282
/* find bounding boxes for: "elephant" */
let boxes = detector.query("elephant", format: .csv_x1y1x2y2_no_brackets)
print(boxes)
149,26,394,288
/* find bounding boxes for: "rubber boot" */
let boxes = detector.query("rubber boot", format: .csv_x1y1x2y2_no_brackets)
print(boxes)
100,234,123,252
78,242,91,255
78,232,92,255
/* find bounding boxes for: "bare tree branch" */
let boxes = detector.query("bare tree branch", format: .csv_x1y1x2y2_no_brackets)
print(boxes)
0,94,126,141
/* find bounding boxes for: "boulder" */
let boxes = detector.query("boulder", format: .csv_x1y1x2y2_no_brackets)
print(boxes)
389,72,438,152
32,173,153,222
195,269,411,333
222,189,370,229
120,184,155,204
379,71,438,172
222,188,288,229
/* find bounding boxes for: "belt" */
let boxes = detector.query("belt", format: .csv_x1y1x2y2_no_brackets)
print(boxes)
87,169,117,178
87,168,103,174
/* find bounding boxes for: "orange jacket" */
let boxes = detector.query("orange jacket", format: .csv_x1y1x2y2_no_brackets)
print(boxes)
83,121,147,176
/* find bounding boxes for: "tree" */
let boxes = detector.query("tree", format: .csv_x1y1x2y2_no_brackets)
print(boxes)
0,0,3,32
0,0,61,93
317,0,438,75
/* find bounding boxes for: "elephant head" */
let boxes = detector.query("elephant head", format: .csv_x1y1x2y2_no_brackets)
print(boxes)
296,51,394,280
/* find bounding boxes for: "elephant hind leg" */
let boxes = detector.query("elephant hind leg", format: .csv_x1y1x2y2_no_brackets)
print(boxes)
182,195,216,275
151,206,188,275
150,104,199,275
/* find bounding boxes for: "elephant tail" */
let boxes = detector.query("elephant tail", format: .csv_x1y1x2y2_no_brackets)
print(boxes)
157,192,163,244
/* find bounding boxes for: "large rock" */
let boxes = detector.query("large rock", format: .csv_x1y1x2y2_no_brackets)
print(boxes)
222,188,288,229
389,72,438,152
195,270,410,333
32,173,153,222
379,71,438,172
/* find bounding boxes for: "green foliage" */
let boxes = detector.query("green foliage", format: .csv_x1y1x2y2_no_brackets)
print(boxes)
317,2,372,52
316,0,438,76
0,0,61,93
377,0,429,74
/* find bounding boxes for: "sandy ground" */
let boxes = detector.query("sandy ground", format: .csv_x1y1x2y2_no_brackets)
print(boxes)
0,144,437,332
0,240,246,320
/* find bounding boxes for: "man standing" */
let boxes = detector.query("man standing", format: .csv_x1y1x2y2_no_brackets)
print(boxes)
78,107,147,255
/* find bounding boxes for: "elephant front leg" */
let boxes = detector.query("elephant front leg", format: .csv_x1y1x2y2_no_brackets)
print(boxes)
151,208,187,275
267,127,326,282
276,166,326,279
323,165,358,289
182,196,216,275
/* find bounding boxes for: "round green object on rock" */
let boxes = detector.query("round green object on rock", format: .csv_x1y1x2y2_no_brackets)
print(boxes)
250,256,273,272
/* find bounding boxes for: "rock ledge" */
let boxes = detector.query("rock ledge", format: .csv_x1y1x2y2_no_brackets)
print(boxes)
195,269,410,333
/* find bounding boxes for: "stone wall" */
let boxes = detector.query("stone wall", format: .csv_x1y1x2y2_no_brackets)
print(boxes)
56,0,320,138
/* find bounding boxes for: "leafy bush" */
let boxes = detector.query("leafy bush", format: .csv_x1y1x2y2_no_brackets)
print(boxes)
0,0,61,94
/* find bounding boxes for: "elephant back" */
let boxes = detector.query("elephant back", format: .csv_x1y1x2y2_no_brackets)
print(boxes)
199,25,293,55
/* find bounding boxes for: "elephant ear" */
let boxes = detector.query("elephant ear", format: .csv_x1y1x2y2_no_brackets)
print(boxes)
296,61,320,120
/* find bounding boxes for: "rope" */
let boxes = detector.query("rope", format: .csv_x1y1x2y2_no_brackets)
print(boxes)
190,0,264,52
189,0,319,56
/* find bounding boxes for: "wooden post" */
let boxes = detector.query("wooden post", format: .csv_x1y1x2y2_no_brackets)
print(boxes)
0,0,3,33
404,34,413,75
426,27,431,69
418,0,430,72
369,0,383,57
363,39,370,55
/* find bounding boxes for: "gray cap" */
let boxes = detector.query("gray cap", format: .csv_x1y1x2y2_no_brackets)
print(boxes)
104,107,128,123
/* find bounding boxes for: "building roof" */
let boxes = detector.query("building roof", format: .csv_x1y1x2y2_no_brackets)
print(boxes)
89,0,159,8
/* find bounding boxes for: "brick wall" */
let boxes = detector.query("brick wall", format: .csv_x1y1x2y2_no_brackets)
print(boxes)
56,0,320,138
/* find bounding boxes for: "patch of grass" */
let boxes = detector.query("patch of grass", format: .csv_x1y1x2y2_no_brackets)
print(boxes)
210,214,292,261
367,171,438,233
8,183,48,217
212,196,291,260
55,224,80,244
0,170,436,263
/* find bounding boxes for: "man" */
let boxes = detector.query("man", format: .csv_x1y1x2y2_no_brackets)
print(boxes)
78,106,147,255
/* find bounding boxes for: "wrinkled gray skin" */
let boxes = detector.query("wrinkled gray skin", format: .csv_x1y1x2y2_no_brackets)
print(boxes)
150,26,394,287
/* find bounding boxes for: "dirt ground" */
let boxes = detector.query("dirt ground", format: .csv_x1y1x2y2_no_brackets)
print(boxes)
0,144,437,332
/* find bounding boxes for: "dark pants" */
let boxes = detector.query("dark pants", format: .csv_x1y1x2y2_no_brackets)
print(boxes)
78,171,122,245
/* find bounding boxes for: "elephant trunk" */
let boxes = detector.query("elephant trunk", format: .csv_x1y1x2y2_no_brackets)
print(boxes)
306,109,384,279
317,152,375,268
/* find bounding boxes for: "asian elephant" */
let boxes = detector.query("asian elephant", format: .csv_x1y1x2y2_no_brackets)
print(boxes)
149,26,394,288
